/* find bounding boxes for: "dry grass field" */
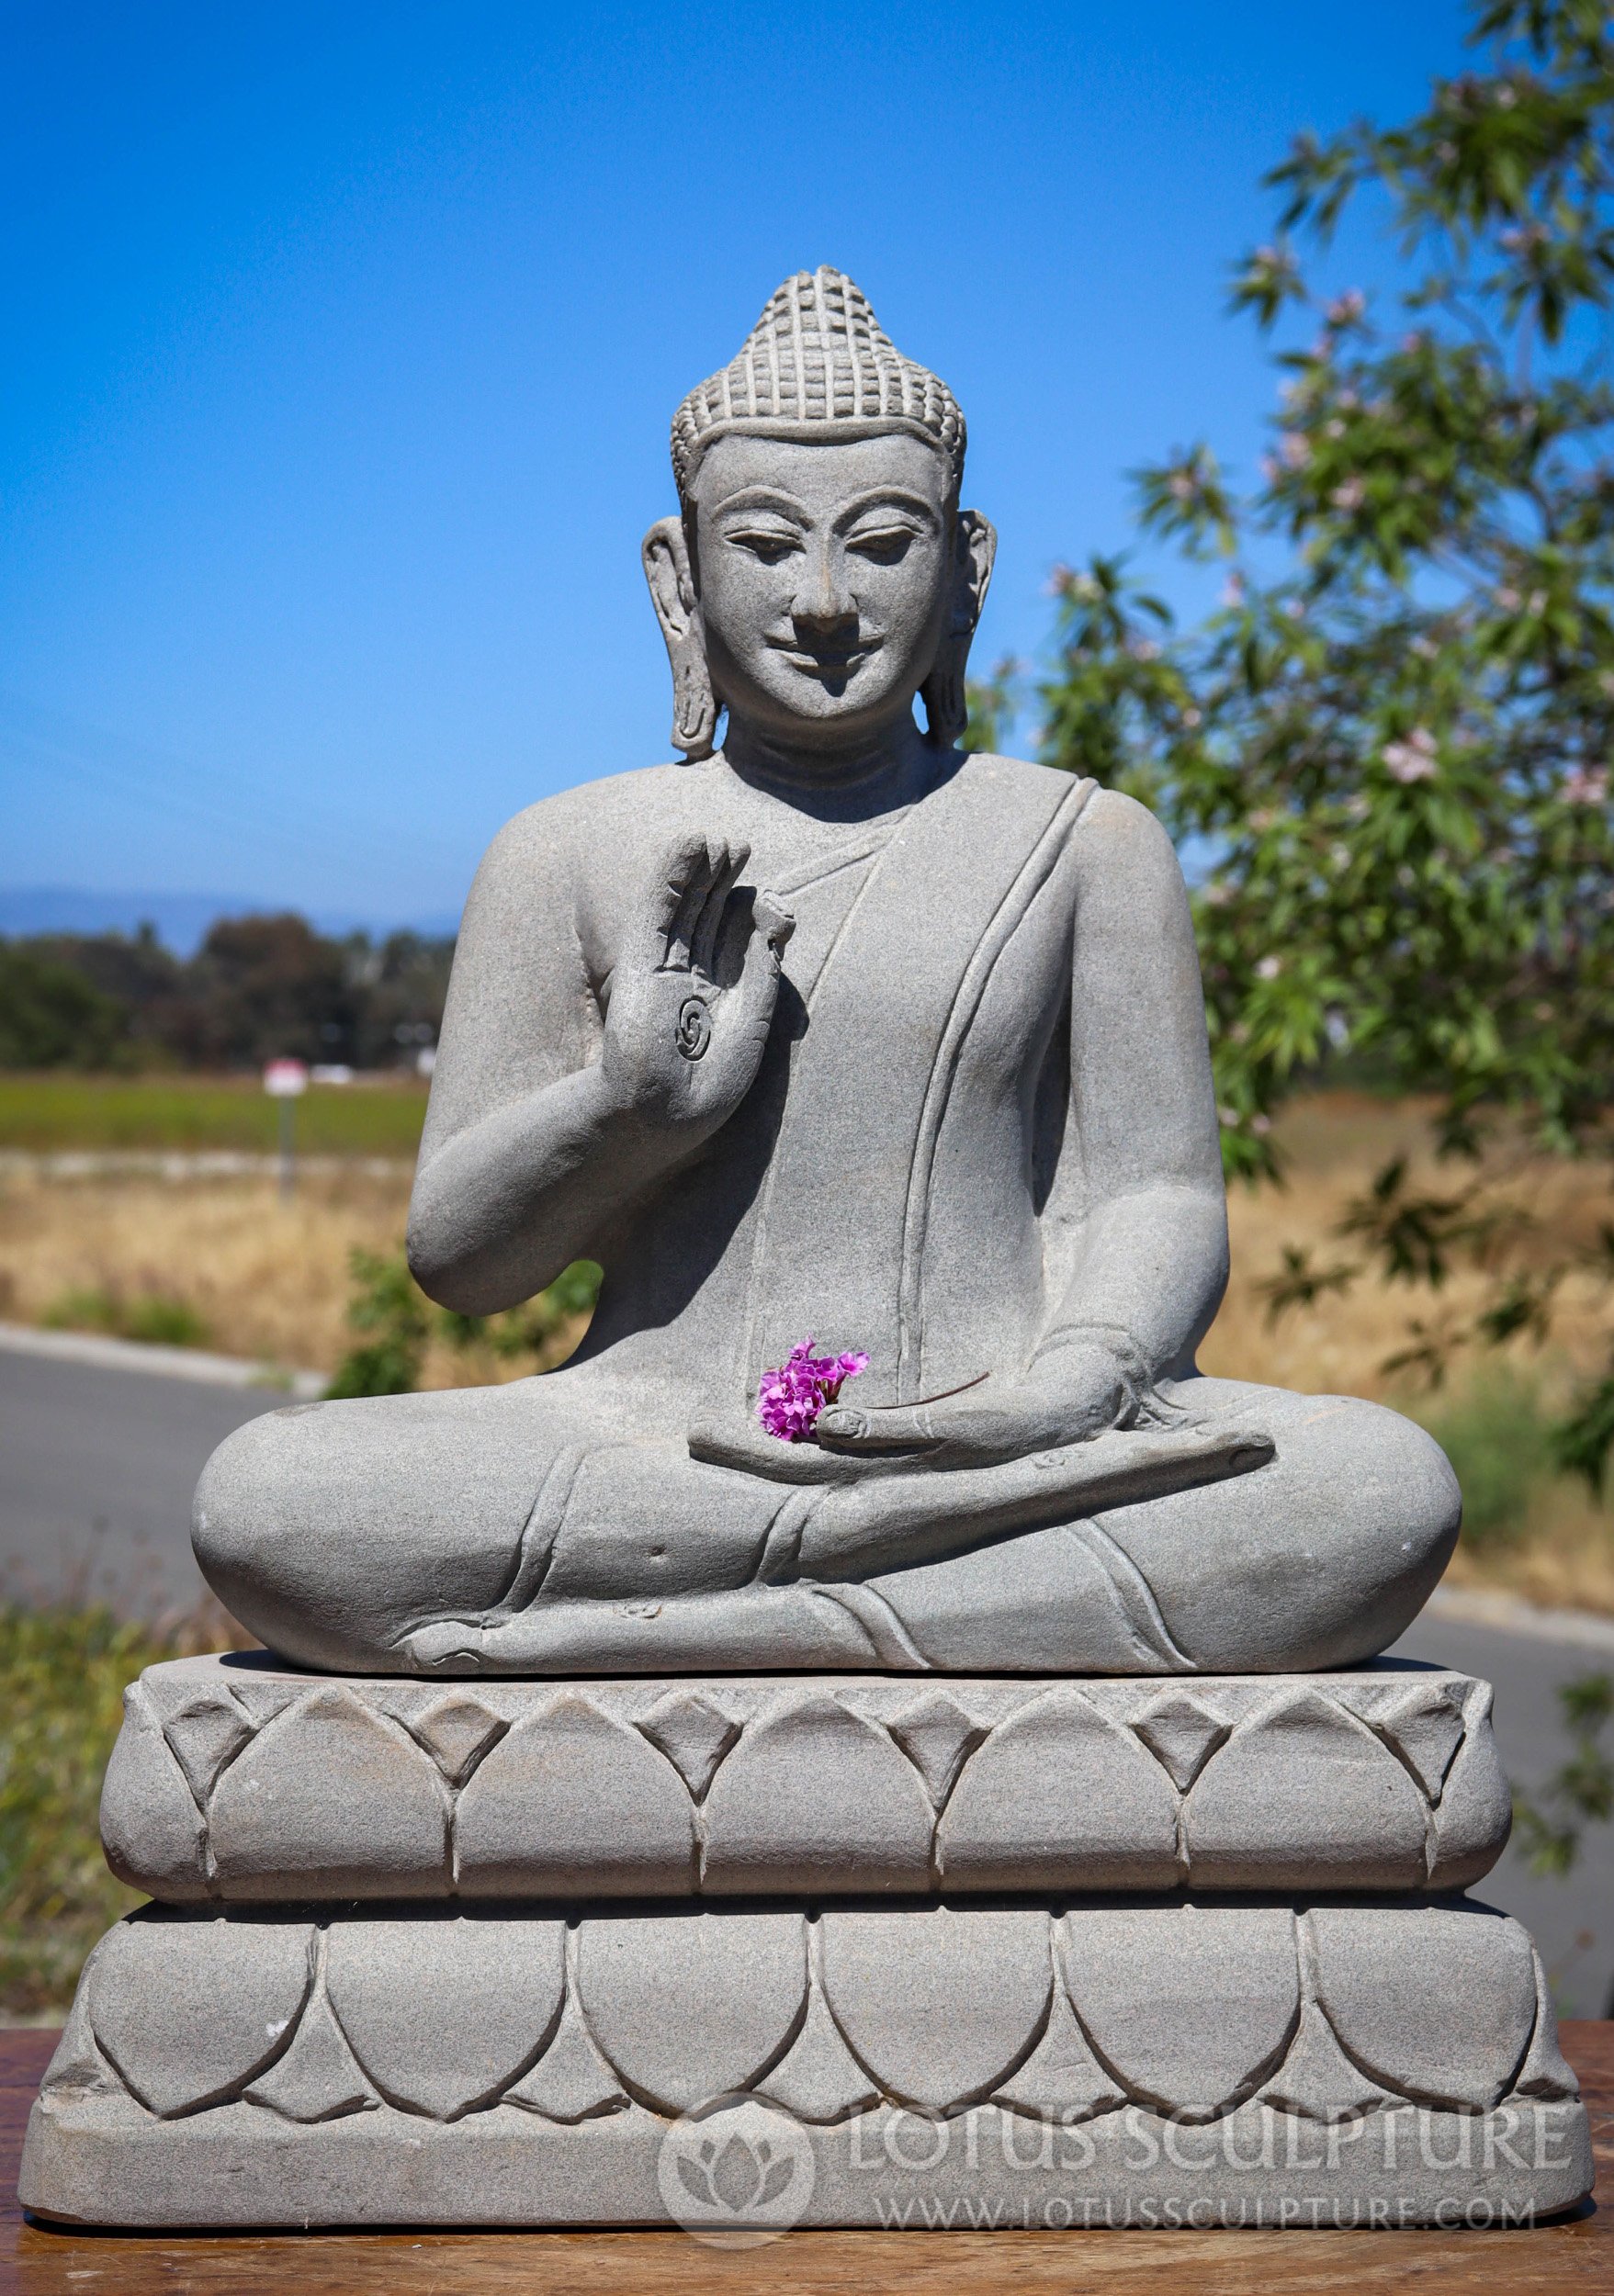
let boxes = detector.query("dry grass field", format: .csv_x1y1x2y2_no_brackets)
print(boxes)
1199,1096,1614,1615
0,1088,1608,1610
0,1160,569,1394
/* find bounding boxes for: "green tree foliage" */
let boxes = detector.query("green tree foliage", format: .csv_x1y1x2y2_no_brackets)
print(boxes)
1025,0,1614,1474
175,914,357,1068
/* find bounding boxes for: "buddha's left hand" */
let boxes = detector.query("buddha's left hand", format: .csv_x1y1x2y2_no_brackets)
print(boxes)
816,1335,1137,1469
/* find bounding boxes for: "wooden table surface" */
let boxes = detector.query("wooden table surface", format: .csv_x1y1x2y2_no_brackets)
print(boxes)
2,2023,1608,2294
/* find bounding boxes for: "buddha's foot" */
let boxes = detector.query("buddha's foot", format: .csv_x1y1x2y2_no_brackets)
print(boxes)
393,1584,923,1673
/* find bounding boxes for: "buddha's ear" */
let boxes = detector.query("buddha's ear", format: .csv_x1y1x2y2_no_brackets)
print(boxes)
642,516,719,761
954,508,998,632
920,510,998,749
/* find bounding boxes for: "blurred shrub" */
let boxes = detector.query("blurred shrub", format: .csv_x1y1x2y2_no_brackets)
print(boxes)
0,1607,196,2016
1416,1367,1558,1549
42,1285,209,1350
324,1247,429,1397
326,1247,603,1398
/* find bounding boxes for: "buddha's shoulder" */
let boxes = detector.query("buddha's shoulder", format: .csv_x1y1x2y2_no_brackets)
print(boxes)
474,763,705,873
963,757,1176,860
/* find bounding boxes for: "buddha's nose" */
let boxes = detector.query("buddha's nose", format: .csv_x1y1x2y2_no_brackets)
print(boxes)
791,544,857,638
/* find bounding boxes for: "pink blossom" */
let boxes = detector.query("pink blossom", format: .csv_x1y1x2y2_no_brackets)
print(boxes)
1563,767,1608,807
1383,727,1439,783
757,1338,870,1443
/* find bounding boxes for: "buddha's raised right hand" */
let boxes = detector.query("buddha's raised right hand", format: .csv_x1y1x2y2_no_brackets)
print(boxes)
600,833,795,1140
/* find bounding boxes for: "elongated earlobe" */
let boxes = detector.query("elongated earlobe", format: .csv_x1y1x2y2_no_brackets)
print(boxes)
920,510,997,748
642,517,719,761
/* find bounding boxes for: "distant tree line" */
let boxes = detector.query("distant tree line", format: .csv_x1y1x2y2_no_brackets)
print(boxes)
0,915,455,1072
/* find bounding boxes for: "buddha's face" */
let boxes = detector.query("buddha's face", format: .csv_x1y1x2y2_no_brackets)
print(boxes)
687,432,961,751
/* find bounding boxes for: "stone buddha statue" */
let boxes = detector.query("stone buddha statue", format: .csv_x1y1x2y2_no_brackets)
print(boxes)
195,267,1459,1679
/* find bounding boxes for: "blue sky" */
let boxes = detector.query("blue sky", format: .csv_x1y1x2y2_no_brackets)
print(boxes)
2,1,1471,931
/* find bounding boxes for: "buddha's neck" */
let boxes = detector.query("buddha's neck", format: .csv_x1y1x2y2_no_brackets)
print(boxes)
717,712,946,824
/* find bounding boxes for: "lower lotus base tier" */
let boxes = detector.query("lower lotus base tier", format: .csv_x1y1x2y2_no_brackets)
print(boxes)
20,1898,1592,2229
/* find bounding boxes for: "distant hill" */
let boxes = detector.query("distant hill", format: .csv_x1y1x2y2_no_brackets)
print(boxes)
0,888,461,956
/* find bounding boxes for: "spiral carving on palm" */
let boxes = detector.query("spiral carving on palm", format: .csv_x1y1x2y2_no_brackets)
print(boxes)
675,995,713,1061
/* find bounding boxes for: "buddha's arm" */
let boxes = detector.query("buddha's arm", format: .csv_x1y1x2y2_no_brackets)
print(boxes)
405,809,647,1313
409,1064,664,1320
408,807,787,1316
1042,786,1229,1381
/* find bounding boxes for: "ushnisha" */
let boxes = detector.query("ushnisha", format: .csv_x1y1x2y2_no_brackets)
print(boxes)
194,268,1459,1676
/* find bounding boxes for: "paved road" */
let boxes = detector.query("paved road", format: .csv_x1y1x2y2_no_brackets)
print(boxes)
1389,1610,1614,2018
0,1346,283,1615
3,1343,1611,2011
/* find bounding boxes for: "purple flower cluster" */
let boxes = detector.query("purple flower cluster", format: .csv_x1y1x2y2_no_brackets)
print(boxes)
756,1338,870,1444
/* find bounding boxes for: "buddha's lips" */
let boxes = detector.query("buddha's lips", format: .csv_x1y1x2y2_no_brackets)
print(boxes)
769,638,879,678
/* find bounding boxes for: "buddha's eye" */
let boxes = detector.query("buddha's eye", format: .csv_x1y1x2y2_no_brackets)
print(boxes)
846,525,918,565
726,527,801,565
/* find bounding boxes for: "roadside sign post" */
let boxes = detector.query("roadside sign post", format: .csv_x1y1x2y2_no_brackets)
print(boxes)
263,1059,310,1201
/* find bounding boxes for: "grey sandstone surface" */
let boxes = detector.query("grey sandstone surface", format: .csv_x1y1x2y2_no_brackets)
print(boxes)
103,1656,1510,1900
19,267,1592,2232
21,1901,1589,2227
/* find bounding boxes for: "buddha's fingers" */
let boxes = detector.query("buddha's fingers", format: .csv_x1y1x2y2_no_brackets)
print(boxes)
686,1412,862,1482
748,887,796,962
690,841,750,980
797,1420,1276,1581
655,834,721,971
725,888,796,1045
816,1401,945,1453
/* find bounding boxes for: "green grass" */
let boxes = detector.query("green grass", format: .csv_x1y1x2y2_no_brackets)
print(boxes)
0,1072,429,1155
0,1606,206,2018
42,1286,210,1348
1415,1365,1561,1550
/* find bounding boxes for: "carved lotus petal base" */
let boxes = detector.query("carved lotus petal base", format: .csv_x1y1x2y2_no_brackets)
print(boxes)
101,1657,1512,1902
21,1899,1589,2229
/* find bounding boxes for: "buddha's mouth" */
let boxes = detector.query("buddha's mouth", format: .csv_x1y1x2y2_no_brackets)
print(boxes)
770,638,879,681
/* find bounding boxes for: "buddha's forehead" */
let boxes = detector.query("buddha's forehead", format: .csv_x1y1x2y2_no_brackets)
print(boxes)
689,431,952,522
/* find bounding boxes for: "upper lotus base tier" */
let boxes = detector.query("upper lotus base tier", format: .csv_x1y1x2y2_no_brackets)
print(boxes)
104,1658,1509,1901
